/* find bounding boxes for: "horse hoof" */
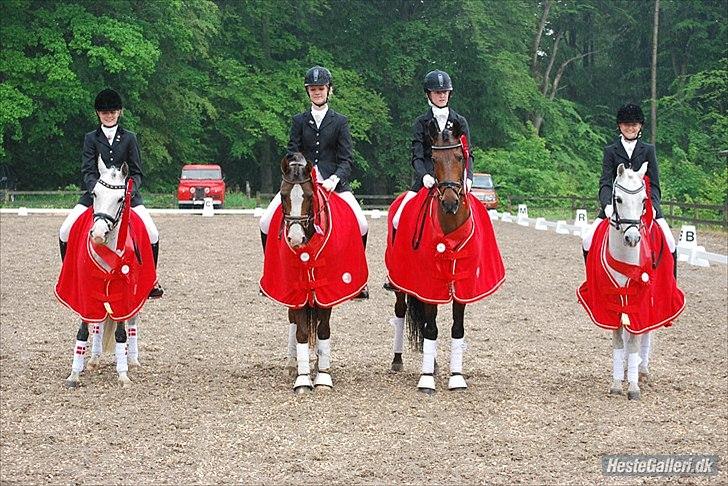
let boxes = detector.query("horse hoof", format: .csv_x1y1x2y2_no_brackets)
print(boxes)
418,387,435,396
609,387,623,396
390,362,404,372
417,374,436,394
314,372,333,389
87,359,100,371
628,390,641,400
64,379,80,389
294,386,312,395
118,373,132,387
128,357,140,368
448,374,468,390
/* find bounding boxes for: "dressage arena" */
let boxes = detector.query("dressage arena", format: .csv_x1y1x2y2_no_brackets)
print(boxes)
1,213,726,484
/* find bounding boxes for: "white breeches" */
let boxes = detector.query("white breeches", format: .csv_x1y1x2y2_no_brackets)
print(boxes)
582,217,675,253
59,204,159,244
259,191,368,236
392,191,418,230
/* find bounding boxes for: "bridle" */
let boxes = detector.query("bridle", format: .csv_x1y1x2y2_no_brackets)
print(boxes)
93,178,126,232
431,142,465,201
609,180,645,233
281,174,315,232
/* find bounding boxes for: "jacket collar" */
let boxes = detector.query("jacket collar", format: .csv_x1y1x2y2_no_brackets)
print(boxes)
614,137,645,164
307,108,335,131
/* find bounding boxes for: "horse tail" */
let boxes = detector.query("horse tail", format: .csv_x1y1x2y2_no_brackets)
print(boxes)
406,295,425,353
102,318,116,354
306,307,318,348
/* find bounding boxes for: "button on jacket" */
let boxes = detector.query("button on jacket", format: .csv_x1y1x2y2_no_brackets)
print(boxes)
597,138,662,219
287,109,353,193
410,107,474,192
79,126,144,207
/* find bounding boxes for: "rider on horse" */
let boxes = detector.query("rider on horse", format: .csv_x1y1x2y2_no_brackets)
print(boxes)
582,103,677,269
384,69,474,290
259,66,369,299
58,88,164,299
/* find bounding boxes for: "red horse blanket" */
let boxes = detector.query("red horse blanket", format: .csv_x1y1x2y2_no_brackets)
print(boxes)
55,184,156,322
577,218,685,334
385,189,505,304
259,189,368,308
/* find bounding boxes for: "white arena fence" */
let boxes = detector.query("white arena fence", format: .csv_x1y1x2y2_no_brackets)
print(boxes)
1,205,724,267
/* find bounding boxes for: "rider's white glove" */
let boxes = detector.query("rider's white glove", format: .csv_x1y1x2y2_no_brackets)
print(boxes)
322,175,339,192
466,178,472,191
422,174,436,189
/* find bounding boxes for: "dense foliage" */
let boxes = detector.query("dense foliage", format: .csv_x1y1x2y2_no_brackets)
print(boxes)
1,0,726,206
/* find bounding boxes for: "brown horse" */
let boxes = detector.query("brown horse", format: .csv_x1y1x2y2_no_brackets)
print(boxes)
389,119,472,394
278,153,333,393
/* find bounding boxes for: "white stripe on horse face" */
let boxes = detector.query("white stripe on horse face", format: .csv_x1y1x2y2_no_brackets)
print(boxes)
287,184,306,246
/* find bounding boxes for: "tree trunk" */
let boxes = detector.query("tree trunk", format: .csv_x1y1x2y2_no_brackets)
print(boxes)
650,0,660,145
531,0,551,74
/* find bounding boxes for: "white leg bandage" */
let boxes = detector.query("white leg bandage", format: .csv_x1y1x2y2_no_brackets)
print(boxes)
336,191,368,236
59,204,89,242
392,191,418,230
627,352,642,384
450,338,466,374
126,319,138,361
115,342,128,374
91,323,103,357
639,332,652,370
72,340,87,373
317,338,331,370
421,338,437,374
287,324,297,358
582,217,604,251
259,193,281,234
612,347,625,382
131,205,159,244
296,343,310,375
390,317,404,353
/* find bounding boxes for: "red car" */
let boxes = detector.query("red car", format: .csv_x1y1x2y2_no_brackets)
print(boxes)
177,164,225,209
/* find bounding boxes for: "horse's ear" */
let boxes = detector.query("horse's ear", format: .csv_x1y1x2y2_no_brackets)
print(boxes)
426,118,440,143
97,155,106,175
280,155,289,174
616,163,625,177
450,119,463,139
121,162,129,179
305,157,313,175
637,162,648,179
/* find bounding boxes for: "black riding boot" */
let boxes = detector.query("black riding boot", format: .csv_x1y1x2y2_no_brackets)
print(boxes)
383,229,397,291
59,239,67,263
355,232,369,299
148,242,164,298
260,231,268,252
582,248,589,263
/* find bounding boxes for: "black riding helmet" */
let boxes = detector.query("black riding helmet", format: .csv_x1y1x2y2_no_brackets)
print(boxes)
95,88,123,111
616,103,645,124
304,66,332,87
423,70,453,92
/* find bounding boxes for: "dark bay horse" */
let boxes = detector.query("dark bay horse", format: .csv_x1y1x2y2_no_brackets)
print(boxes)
387,119,504,393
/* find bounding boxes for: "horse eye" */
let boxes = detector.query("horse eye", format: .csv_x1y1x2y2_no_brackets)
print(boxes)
615,196,623,204
118,197,124,203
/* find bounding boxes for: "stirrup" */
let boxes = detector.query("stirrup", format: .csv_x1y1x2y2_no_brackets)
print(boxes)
382,281,396,291
354,285,369,300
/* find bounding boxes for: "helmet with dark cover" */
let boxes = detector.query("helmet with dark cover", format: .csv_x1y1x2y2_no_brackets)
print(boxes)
304,66,332,87
616,103,645,124
423,70,453,92
95,89,123,111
